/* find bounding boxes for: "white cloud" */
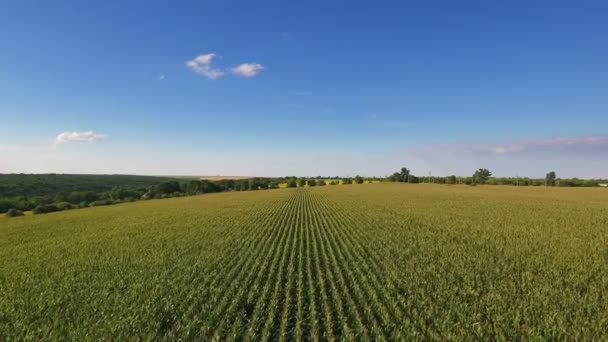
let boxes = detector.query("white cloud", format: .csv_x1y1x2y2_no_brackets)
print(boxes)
158,74,165,81
185,53,225,80
230,63,264,77
54,131,106,144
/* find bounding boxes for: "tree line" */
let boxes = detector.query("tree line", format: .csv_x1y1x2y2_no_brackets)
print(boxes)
3,170,606,217
386,167,607,187
1,175,384,217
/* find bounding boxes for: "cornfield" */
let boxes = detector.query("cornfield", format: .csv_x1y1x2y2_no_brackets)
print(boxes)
1,183,607,339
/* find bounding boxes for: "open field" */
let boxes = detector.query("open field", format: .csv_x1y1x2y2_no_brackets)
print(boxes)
1,183,608,339
198,176,253,181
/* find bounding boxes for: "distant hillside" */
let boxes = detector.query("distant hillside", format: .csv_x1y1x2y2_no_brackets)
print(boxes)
0,174,176,198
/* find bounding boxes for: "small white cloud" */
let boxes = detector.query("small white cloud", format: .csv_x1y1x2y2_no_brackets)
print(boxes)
54,131,106,144
158,74,165,81
230,63,264,77
185,53,225,79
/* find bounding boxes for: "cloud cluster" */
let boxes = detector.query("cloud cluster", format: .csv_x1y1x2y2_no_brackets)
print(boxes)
54,131,106,144
185,53,225,80
230,63,264,77
186,53,264,79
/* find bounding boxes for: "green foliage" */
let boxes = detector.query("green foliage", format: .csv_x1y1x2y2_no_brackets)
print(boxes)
545,171,557,186
32,204,60,215
388,167,411,182
472,168,492,184
5,208,24,217
56,202,75,210
187,180,203,194
0,174,173,198
88,200,115,207
149,181,181,196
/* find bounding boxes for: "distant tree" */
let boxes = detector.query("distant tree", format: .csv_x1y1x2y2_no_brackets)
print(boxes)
64,191,98,204
32,204,60,215
187,180,202,194
308,179,316,187
296,178,306,187
472,168,492,184
286,178,297,188
6,208,24,217
447,175,457,185
354,175,364,184
545,171,557,186
110,186,140,201
151,181,181,195
56,202,75,210
400,168,410,182
387,167,412,182
388,172,400,182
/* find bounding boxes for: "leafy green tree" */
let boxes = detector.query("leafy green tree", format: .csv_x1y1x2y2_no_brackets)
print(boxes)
388,172,400,182
6,208,24,217
545,171,557,186
447,175,457,184
472,168,492,184
400,168,410,182
354,175,364,184
187,180,202,194
296,178,306,187
286,178,297,188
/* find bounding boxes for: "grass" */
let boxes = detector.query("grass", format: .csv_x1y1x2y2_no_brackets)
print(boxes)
1,183,607,339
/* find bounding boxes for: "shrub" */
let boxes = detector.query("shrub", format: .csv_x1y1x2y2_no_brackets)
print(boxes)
32,204,60,215
6,208,25,217
56,202,75,210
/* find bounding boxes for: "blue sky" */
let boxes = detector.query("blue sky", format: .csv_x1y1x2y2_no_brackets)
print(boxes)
1,1,607,178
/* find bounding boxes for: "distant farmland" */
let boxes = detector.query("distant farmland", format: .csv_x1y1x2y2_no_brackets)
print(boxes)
198,175,253,181
1,184,607,339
